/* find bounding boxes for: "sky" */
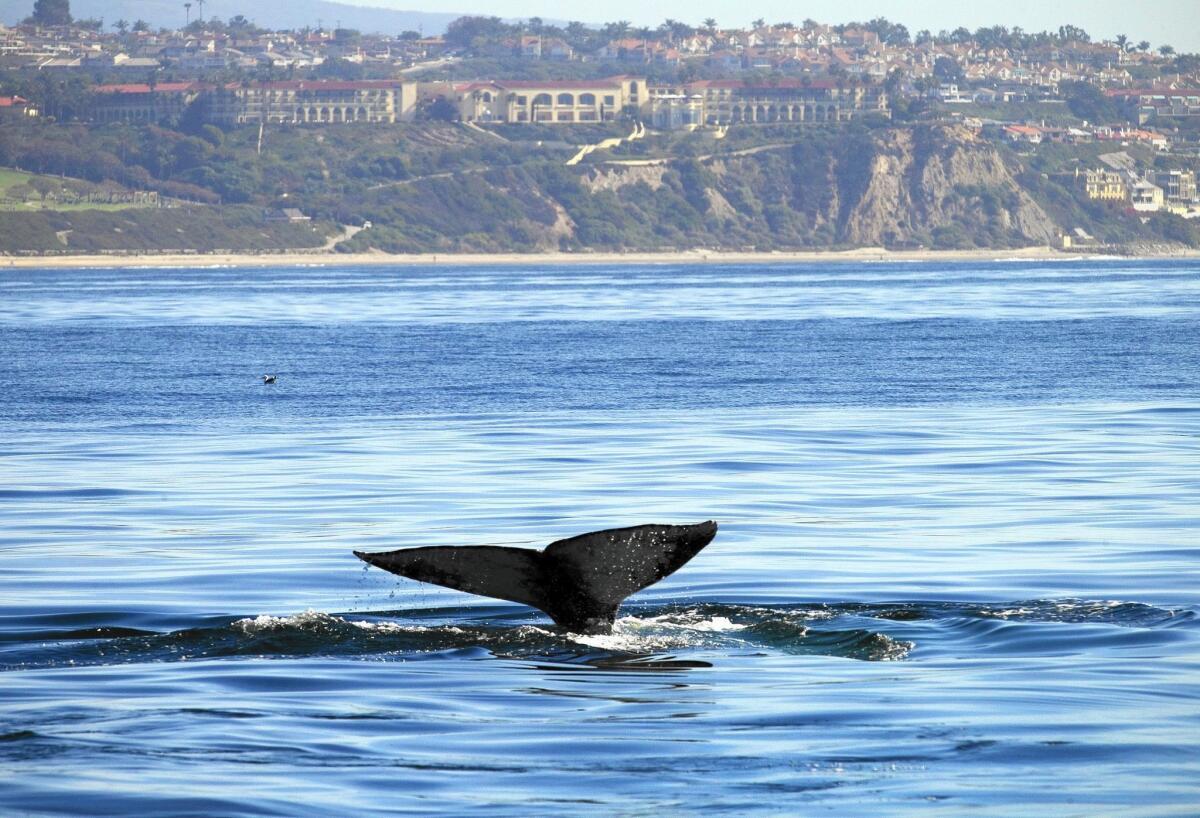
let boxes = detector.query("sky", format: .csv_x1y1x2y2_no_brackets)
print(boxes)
371,0,1200,53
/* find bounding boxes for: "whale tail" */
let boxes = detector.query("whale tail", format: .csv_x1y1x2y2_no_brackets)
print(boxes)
354,521,718,634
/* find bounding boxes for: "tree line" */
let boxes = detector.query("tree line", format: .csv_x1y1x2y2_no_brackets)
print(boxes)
444,15,1179,55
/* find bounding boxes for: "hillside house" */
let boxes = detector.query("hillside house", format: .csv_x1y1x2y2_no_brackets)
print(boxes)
0,94,38,118
1077,168,1127,201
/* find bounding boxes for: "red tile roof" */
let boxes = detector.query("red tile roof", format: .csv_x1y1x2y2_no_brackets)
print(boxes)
689,78,841,90
490,79,625,90
245,80,408,91
93,82,202,95
1106,87,1200,97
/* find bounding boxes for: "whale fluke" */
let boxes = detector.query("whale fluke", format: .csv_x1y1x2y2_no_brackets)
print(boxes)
354,521,718,634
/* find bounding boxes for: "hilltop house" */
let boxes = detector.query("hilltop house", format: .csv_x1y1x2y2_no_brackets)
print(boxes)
1107,87,1200,123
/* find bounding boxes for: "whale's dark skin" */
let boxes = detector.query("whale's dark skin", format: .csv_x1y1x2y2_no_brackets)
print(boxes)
354,521,718,634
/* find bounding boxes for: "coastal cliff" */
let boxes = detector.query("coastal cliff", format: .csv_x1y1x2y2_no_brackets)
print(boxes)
338,124,1061,253
2,120,1195,256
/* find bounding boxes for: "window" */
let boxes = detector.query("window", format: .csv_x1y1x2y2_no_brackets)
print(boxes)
556,93,574,105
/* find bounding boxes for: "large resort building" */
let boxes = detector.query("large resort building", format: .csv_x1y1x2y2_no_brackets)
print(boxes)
88,76,887,129
444,77,885,127
207,80,418,125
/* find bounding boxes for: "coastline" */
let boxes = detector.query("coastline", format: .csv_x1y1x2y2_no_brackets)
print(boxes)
3,245,1199,269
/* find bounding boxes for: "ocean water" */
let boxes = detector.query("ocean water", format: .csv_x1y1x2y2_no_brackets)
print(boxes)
1,258,1198,816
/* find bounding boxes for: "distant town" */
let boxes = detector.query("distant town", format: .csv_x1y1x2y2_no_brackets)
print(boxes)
2,0,1199,255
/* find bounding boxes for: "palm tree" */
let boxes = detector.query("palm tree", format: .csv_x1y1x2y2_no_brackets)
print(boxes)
565,21,588,47
1136,40,1150,52
1114,33,1128,51
702,18,717,34
603,20,630,40
1159,45,1176,57
113,18,128,34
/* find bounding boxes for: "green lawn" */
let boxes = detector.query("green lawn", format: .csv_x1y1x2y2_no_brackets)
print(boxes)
0,166,154,211
0,201,147,212
0,167,36,193
939,101,1080,125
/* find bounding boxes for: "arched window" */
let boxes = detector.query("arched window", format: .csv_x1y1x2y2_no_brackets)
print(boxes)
579,93,596,105
532,93,552,106
556,93,574,106
481,92,492,102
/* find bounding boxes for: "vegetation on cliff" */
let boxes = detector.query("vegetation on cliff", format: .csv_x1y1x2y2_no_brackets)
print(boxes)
1,118,1197,255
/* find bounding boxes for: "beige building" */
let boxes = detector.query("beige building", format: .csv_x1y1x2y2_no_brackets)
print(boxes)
1078,169,1127,202
208,80,418,125
441,76,884,128
1129,180,1165,211
85,74,888,130
646,84,705,129
1149,170,1198,203
446,77,644,124
687,79,887,125
90,82,204,123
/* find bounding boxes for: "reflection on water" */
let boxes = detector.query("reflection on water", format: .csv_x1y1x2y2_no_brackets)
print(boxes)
1,259,1199,815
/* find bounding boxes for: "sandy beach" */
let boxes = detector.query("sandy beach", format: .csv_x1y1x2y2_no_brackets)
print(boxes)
6,245,1197,269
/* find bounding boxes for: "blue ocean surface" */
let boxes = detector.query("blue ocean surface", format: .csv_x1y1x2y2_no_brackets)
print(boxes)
1,258,1198,816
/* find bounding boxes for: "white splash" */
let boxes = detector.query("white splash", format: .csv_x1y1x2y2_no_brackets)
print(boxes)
568,612,747,651
232,609,336,633
231,610,459,634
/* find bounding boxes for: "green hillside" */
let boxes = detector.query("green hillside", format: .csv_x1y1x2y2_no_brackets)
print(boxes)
1,118,1197,255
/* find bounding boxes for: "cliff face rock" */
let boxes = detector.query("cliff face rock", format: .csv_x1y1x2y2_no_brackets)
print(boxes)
581,164,668,193
831,126,1059,246
346,124,1065,254
578,124,1060,250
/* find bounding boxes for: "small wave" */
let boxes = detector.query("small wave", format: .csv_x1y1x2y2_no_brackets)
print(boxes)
964,599,1189,628
0,487,148,500
0,604,913,670
231,610,462,636
0,730,39,742
4,599,1188,672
